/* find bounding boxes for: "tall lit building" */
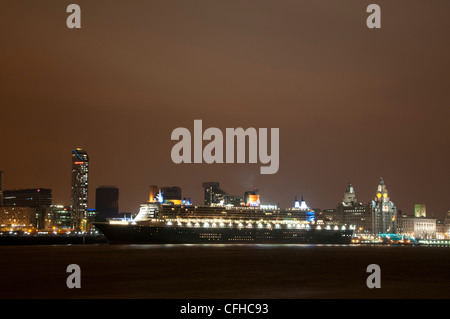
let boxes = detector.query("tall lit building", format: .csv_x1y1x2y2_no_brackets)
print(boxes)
371,177,397,234
95,186,119,222
71,148,89,230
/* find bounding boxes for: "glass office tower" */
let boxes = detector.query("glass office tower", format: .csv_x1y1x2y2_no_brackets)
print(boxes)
71,148,89,230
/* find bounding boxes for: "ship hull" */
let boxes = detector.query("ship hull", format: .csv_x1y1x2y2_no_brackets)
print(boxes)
94,223,353,245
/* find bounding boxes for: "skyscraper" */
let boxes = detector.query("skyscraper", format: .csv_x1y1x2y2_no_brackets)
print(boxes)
71,148,89,230
95,186,119,222
371,177,397,234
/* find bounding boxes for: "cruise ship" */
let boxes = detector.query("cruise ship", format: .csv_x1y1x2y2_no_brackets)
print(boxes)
94,199,354,245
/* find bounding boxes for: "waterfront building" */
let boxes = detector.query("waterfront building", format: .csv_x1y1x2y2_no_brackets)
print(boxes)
2,188,52,229
3,188,52,207
87,208,97,227
202,182,226,205
435,219,448,239
0,206,37,230
397,214,436,239
320,208,338,222
336,183,372,234
71,148,89,230
48,205,72,229
95,186,119,221
370,177,397,234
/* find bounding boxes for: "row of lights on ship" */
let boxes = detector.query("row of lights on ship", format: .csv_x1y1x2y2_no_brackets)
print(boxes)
165,221,354,231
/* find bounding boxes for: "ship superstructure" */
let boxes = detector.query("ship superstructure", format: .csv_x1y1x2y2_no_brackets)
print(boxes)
95,201,354,244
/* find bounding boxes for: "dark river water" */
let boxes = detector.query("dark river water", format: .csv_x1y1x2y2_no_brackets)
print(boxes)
1,244,449,299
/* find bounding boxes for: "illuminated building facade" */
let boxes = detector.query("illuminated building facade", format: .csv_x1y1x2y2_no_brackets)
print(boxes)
223,195,243,206
3,188,52,207
371,177,397,234
0,206,37,230
203,182,226,205
71,148,89,230
414,204,426,217
95,186,119,221
2,188,52,229
336,183,373,234
397,215,436,239
48,205,72,229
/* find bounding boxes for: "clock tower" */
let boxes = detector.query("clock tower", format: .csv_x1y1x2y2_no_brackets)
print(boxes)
371,177,397,234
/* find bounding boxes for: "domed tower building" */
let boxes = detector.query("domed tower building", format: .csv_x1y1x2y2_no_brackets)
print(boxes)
336,183,372,234
371,177,397,234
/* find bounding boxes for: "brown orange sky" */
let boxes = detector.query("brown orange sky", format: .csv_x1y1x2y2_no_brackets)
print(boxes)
1,1,449,218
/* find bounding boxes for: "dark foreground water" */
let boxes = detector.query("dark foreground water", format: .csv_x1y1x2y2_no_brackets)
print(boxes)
1,244,449,299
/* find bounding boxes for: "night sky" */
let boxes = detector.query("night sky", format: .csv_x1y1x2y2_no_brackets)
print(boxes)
1,1,449,218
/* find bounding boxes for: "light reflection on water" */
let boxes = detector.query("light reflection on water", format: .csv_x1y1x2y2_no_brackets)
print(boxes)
109,242,435,251
1,243,450,299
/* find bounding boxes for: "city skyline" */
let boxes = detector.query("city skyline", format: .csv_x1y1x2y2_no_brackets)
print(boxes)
1,1,449,219
0,152,447,220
